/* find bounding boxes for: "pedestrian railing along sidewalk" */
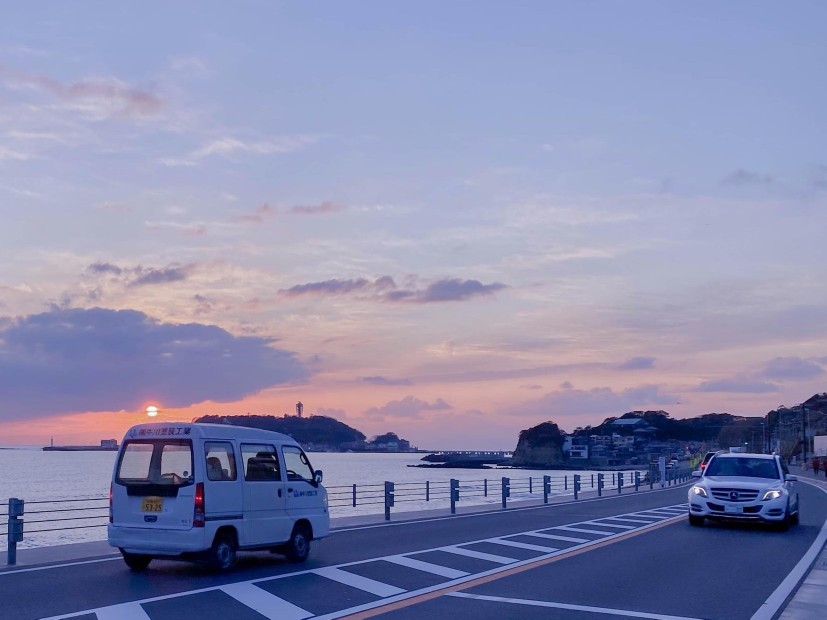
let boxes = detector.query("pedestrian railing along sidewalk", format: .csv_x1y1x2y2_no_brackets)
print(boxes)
4,468,692,565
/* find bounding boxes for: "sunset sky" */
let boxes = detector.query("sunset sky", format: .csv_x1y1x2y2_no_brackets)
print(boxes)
1,2,826,449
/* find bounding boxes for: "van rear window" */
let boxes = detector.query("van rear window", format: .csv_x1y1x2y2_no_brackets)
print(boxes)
117,439,194,486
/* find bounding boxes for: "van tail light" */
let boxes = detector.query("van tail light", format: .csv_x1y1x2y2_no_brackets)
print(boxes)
109,483,113,523
194,482,205,527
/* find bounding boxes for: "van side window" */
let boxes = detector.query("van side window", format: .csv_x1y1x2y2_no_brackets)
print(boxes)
205,442,237,481
242,444,280,481
282,446,315,482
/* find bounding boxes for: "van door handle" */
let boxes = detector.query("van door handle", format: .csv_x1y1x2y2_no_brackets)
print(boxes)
278,489,282,498
287,488,293,493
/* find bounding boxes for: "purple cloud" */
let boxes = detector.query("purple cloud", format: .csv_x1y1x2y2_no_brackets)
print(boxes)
363,396,452,420
413,278,507,303
361,376,413,386
0,307,307,421
280,278,377,297
290,201,342,215
694,378,779,393
759,357,825,380
129,265,193,287
618,357,655,370
512,384,678,418
721,169,774,187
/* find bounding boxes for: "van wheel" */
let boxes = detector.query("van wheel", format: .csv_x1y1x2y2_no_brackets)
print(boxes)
207,532,238,571
121,550,152,571
285,523,311,562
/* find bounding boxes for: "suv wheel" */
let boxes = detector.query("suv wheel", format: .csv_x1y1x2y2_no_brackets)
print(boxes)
688,515,704,527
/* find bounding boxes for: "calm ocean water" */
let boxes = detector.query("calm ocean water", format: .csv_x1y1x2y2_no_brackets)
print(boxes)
0,447,641,550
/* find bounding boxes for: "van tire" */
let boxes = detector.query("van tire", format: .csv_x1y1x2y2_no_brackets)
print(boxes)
285,523,311,562
207,531,238,571
121,550,152,571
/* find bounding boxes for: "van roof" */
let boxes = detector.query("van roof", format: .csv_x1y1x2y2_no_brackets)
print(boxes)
124,422,297,444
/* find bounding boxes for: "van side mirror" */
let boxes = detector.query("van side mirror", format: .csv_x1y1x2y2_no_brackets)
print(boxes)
314,470,323,485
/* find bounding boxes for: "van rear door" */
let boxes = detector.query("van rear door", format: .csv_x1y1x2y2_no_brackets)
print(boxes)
112,439,195,530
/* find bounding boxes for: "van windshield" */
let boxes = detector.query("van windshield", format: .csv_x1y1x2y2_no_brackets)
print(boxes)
117,439,194,486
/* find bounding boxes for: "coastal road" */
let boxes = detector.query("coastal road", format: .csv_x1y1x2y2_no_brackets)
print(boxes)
2,482,826,620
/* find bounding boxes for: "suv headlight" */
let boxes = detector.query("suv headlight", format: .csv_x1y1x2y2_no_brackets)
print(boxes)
691,486,708,497
762,490,783,501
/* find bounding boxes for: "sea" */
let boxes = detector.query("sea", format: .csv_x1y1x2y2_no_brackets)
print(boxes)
0,447,643,551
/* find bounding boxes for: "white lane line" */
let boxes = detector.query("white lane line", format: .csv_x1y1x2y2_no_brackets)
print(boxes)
448,592,704,620
488,538,559,553
438,546,516,564
314,566,406,597
554,525,617,535
95,603,151,620
525,532,589,543
602,517,655,525
221,582,312,620
0,555,121,577
385,555,469,579
583,521,636,530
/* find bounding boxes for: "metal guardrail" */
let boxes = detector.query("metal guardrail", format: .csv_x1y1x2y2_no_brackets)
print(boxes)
4,468,692,565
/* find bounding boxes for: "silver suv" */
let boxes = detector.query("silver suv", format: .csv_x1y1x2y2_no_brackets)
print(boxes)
688,453,799,529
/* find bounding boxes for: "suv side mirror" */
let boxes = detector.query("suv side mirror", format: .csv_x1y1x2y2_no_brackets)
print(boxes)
314,470,323,485
691,471,702,478
785,474,797,481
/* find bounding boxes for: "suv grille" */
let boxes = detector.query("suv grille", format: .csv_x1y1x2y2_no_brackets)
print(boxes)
710,487,759,502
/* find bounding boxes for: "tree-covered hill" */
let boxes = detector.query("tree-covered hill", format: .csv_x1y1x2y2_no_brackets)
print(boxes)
194,414,366,448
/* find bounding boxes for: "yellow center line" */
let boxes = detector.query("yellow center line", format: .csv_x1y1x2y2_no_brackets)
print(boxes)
339,516,682,620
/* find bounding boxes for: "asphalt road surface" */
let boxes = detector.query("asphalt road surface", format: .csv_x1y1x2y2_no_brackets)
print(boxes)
2,481,825,620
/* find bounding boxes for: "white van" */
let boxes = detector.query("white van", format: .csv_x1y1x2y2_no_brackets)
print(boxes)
108,422,330,571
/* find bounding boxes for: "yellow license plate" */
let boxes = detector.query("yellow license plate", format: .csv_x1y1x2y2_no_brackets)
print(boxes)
142,497,163,512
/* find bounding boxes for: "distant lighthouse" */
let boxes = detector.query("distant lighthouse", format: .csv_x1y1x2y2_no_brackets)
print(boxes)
296,401,303,418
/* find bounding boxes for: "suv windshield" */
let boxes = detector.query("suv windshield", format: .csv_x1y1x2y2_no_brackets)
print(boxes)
705,457,780,480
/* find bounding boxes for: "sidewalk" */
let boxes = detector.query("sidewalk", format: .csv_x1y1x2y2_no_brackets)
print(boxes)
777,466,827,620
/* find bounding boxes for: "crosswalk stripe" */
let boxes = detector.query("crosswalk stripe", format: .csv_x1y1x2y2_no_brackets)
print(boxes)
554,525,616,535
314,566,406,597
488,538,559,553
221,582,312,620
524,532,589,543
439,546,516,564
602,517,654,525
582,521,636,530
95,603,151,620
385,555,469,578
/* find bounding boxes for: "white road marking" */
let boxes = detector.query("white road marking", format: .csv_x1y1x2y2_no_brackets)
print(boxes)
95,603,151,620
448,592,704,620
0,556,121,577
221,582,312,620
602,517,656,525
314,566,406,597
438,546,516,564
487,538,558,552
583,520,636,530
385,555,469,578
554,525,617,535
525,531,589,543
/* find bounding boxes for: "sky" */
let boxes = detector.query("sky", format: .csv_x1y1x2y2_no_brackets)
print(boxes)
1,2,826,449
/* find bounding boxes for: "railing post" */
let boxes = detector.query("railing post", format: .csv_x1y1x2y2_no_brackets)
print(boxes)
529,476,533,494
384,481,394,521
597,473,604,497
450,479,459,514
591,474,594,488
543,475,550,504
564,475,568,491
426,480,430,502
7,498,24,566
635,470,640,492
501,477,510,509
352,484,357,507
574,474,581,500
618,472,623,495
484,478,488,497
